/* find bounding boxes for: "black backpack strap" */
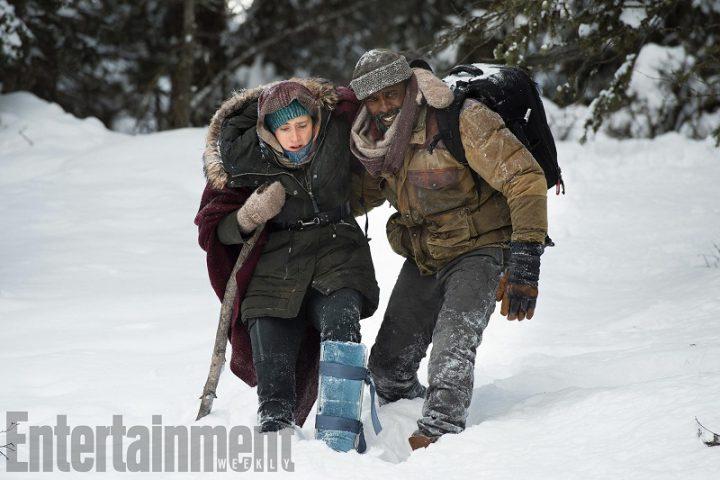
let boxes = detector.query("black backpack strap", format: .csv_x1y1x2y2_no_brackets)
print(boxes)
435,90,484,198
447,64,485,77
435,90,468,165
409,59,434,71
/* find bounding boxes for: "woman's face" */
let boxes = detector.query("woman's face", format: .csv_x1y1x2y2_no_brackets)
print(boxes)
273,114,313,151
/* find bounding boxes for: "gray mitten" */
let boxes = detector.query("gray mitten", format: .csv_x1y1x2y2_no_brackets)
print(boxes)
236,181,286,233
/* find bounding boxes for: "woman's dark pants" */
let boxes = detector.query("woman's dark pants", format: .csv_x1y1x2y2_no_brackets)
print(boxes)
246,288,362,430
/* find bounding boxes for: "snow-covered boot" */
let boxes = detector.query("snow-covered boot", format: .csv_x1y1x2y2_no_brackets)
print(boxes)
314,341,382,453
259,418,293,433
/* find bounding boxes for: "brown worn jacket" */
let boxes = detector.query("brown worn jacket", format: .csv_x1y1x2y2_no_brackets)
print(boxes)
352,76,547,275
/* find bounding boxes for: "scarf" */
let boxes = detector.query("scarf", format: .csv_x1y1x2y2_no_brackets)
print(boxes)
350,74,419,177
284,140,314,164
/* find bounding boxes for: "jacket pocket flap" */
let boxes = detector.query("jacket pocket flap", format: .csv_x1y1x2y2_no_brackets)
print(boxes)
407,167,462,190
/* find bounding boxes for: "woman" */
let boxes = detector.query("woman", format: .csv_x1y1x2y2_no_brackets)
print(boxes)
195,79,379,451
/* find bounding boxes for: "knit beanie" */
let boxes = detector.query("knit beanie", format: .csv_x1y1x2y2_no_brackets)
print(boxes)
350,49,413,100
258,81,318,130
264,99,309,132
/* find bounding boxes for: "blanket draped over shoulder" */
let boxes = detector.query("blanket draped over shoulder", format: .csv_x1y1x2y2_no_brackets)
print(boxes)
194,185,320,426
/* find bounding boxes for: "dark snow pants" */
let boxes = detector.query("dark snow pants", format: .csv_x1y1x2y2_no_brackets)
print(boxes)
246,288,362,428
368,248,503,438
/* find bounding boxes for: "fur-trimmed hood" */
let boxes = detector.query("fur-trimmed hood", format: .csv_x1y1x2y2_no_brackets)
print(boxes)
202,78,339,189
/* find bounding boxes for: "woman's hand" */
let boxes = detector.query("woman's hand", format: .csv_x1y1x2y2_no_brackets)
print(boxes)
236,181,286,233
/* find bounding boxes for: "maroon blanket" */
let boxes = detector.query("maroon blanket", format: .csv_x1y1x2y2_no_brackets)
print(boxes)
334,86,360,125
194,184,320,426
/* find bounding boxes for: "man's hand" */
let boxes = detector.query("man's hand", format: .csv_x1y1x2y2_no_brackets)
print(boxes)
236,181,286,233
496,242,544,321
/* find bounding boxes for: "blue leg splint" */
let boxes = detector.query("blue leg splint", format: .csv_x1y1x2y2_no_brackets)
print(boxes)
315,341,382,453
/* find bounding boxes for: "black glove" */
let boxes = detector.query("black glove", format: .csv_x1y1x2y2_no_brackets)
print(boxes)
496,242,543,321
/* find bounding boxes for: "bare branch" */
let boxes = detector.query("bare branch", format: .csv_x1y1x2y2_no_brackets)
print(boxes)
0,422,18,460
18,127,34,146
0,422,18,435
191,0,382,109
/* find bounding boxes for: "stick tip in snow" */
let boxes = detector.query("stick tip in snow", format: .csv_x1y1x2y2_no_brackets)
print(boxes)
196,393,216,421
695,417,720,447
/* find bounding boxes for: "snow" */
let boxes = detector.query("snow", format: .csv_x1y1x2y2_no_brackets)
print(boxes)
628,44,689,117
577,23,597,37
589,45,716,140
543,96,588,141
620,6,647,28
2,92,720,479
444,63,503,89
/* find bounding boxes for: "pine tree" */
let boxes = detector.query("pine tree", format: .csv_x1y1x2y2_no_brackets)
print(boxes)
0,0,29,67
423,0,720,143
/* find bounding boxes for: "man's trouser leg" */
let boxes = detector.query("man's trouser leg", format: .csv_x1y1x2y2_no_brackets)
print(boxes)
417,248,503,438
368,259,442,403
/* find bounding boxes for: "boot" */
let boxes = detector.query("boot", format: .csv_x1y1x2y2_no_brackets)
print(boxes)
259,417,293,433
408,432,438,451
377,380,427,406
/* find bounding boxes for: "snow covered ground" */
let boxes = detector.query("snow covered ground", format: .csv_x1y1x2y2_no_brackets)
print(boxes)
2,92,719,479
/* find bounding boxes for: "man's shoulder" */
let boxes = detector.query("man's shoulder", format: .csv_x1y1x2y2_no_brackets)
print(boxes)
459,97,495,116
458,98,505,130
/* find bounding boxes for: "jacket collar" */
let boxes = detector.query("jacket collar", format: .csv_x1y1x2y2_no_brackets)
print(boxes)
409,106,428,145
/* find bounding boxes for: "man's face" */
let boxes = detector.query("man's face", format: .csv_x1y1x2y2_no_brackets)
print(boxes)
364,81,407,128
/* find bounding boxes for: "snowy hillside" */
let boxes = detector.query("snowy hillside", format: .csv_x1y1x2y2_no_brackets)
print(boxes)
2,92,719,479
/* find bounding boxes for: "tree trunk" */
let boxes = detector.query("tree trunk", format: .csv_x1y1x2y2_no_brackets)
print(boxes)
170,0,195,129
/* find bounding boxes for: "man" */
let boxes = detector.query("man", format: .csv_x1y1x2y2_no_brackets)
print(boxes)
348,49,548,450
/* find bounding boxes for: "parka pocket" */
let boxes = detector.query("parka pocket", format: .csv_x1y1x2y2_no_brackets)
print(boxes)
406,166,474,217
386,213,413,258
425,208,474,261
334,220,368,248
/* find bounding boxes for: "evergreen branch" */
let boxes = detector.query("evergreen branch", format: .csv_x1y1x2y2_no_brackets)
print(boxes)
418,3,510,59
582,52,638,142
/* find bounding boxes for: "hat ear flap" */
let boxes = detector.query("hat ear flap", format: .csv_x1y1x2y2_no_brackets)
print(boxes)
413,68,454,109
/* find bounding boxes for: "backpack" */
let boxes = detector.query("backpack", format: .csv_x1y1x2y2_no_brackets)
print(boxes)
413,61,565,196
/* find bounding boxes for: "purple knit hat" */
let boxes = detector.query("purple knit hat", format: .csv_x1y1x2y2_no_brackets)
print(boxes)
257,81,319,128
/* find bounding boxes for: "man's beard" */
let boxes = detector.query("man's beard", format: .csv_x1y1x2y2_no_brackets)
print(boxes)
372,108,400,134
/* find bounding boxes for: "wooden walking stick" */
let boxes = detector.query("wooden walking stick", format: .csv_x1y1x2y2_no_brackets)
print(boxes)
196,225,265,421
